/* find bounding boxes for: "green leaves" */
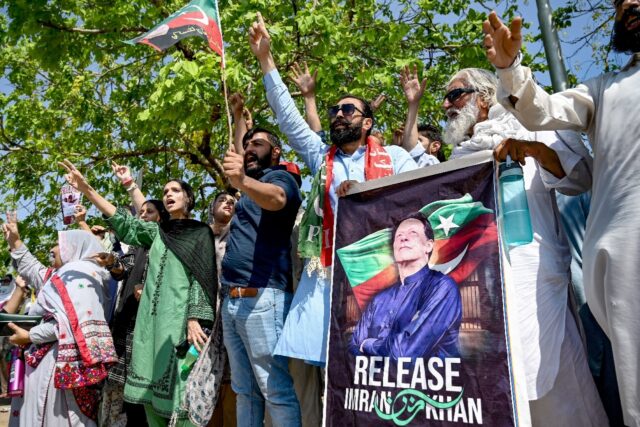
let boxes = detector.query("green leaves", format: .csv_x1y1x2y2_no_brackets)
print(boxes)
0,0,573,264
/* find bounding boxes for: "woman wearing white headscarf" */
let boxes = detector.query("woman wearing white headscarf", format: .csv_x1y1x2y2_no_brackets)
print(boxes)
7,230,117,426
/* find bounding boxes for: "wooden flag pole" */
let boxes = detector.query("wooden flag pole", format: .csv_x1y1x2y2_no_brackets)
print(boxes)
215,0,233,150
221,65,233,149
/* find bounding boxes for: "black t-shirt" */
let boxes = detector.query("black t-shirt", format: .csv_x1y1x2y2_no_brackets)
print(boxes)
221,167,302,291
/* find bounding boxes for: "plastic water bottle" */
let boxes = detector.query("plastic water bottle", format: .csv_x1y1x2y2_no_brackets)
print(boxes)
180,345,200,374
499,155,533,246
7,347,24,397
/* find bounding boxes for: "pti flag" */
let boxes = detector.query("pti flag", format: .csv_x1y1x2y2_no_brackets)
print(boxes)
422,194,498,284
127,0,224,58
337,194,498,310
326,155,528,426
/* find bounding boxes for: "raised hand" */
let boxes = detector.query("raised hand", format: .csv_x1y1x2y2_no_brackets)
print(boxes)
400,65,427,106
2,211,20,247
290,62,318,97
482,11,522,69
74,204,88,223
59,159,91,193
370,94,387,112
243,107,253,130
229,92,246,118
248,12,271,61
111,161,132,185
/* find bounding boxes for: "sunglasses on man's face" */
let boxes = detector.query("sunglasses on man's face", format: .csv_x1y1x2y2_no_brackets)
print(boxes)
444,87,476,104
328,103,365,120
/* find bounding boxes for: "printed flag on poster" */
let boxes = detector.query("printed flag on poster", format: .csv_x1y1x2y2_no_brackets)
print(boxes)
127,0,224,60
326,153,528,426
337,194,499,311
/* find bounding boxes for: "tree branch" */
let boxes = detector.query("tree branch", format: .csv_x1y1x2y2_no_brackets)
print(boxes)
37,20,147,34
86,146,189,164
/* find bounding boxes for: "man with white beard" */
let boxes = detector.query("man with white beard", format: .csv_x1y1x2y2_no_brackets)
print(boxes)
483,5,640,424
408,67,607,426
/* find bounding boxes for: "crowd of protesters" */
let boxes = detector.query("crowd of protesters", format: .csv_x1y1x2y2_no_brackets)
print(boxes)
1,3,639,427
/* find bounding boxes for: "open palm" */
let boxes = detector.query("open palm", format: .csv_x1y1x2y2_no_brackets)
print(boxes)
482,12,522,69
290,62,317,96
400,65,427,105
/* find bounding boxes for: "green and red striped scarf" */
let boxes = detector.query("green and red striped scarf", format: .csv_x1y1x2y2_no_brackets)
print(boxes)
298,137,393,275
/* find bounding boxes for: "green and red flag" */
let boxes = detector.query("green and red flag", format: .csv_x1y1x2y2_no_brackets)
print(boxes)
336,228,398,311
421,193,498,284
336,194,498,310
127,0,224,61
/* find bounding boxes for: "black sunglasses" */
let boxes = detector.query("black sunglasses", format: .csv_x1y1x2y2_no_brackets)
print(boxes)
328,103,365,119
444,87,476,103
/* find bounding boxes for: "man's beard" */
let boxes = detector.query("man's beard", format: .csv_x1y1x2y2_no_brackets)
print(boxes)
330,117,363,146
612,7,640,54
244,150,272,178
443,100,480,146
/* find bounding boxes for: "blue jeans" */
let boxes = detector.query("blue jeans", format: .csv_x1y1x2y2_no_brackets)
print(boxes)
222,288,301,427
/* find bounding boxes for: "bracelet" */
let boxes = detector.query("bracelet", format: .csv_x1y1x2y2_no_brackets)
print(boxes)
125,182,138,192
121,177,133,187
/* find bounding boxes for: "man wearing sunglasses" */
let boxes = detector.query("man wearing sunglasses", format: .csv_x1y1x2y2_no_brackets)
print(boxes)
436,65,607,426
484,5,640,426
247,13,417,374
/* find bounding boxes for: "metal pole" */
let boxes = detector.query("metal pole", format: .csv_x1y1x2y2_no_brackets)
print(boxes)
536,0,569,92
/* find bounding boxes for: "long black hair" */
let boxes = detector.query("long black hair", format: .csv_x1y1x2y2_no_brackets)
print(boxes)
166,179,196,212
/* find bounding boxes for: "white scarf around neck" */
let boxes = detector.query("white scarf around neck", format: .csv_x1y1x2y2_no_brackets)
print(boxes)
449,104,531,159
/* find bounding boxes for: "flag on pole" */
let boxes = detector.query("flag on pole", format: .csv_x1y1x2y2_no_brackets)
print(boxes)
127,0,224,61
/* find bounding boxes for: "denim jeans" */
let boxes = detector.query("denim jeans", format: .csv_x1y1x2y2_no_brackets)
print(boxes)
222,288,301,427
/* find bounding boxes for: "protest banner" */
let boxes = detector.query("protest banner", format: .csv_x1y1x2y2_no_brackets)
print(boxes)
325,151,529,426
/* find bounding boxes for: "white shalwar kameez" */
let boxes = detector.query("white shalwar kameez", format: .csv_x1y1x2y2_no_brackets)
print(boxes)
447,104,607,426
496,53,640,427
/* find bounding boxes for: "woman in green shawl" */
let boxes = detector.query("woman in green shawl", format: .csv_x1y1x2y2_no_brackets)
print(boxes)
59,160,217,426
